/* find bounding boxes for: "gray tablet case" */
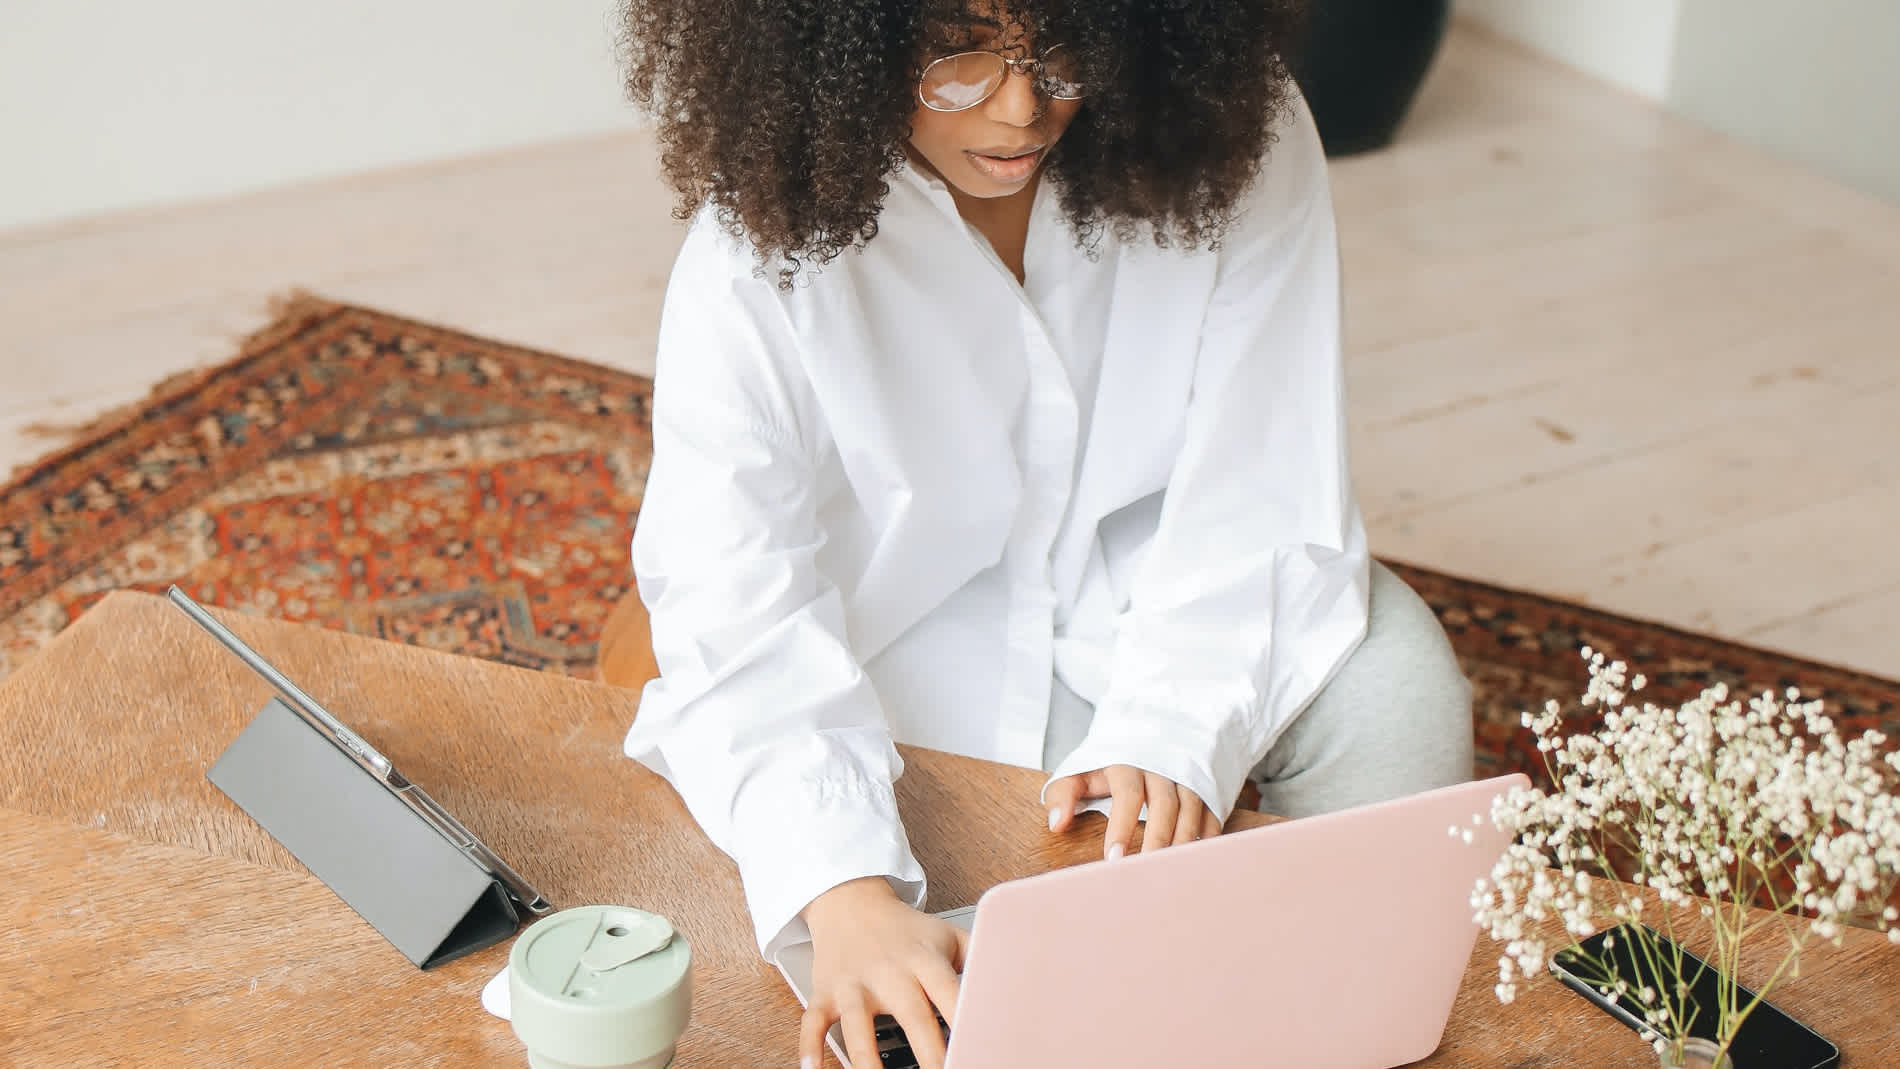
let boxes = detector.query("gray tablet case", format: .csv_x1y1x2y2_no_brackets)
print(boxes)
175,586,551,969
208,697,524,968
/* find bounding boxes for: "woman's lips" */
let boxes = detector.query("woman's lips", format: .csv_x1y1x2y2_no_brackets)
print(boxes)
966,146,1045,184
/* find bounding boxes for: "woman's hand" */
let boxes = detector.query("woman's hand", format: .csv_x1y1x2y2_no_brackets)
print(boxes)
799,877,969,1069
1045,765,1223,859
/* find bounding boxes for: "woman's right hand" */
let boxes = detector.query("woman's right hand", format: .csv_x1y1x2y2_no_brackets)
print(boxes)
798,876,969,1069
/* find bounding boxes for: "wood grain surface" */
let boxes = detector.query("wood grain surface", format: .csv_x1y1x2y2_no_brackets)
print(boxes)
1,807,792,1067
3,591,1896,1066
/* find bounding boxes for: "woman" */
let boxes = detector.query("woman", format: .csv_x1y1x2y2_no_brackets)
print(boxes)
601,2,1474,1066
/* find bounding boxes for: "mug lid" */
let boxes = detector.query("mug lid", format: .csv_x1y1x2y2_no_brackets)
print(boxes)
510,906,692,1065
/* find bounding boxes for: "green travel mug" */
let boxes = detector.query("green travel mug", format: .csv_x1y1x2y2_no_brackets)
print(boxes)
508,905,693,1069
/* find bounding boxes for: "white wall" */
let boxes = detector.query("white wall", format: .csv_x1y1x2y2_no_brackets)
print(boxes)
10,1,1893,232
0,0,641,233
1457,0,1683,100
1668,0,1900,204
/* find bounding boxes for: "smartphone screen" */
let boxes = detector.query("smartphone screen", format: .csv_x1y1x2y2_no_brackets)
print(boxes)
1549,924,1839,1069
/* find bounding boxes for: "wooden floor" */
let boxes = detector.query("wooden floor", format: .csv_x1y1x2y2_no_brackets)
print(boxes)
3,21,1897,680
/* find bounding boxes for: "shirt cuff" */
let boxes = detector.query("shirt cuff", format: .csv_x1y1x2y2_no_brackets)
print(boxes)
1042,698,1259,825
731,775,929,961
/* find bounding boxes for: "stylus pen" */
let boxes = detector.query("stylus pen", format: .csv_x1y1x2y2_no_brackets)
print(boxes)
167,586,553,915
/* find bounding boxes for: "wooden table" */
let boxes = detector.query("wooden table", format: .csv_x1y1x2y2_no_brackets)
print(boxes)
3,593,1895,1066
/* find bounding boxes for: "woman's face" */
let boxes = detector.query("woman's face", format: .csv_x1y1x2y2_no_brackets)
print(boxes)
906,26,1083,200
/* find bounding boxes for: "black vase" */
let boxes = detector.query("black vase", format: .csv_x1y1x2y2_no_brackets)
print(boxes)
1292,0,1452,156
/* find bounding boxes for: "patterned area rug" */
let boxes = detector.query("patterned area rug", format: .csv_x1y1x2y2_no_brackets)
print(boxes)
4,297,1897,794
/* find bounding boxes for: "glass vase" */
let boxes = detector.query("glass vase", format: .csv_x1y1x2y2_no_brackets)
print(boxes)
1659,1037,1732,1069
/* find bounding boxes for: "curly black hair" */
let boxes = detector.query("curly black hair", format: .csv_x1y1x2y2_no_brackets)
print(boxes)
620,0,1306,282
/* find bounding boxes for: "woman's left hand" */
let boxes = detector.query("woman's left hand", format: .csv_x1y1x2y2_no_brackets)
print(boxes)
1045,766,1223,860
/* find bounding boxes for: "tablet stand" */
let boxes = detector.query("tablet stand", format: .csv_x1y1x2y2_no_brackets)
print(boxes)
208,697,521,968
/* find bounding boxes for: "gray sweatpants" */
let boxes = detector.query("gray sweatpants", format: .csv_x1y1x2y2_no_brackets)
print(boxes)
1042,561,1476,818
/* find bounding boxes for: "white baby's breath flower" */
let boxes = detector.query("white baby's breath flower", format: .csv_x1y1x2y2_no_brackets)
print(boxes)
1471,651,1900,1049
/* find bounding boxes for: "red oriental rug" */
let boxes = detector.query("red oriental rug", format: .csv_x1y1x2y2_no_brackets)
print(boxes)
4,297,1897,794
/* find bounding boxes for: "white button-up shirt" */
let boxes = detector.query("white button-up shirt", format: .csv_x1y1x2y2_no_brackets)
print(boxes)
624,94,1369,959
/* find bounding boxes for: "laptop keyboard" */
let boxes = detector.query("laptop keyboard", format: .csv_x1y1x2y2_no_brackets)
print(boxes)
871,1012,949,1068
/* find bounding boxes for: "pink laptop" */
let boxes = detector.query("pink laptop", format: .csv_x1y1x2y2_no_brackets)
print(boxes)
778,772,1528,1069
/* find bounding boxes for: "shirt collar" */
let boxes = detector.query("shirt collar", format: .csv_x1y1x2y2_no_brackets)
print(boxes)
894,155,952,195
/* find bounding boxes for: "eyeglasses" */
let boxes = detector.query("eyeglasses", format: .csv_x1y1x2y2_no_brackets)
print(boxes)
917,45,1085,112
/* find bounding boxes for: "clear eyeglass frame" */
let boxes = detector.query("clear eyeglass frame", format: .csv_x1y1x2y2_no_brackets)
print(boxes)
916,45,1085,112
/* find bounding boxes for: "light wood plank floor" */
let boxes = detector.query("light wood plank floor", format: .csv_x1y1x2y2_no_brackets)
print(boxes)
3,21,1897,680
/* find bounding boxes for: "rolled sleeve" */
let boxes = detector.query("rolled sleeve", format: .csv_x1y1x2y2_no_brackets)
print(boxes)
731,770,928,960
625,224,926,957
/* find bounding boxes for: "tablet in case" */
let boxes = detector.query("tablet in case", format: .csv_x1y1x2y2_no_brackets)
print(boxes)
175,587,552,969
208,697,524,967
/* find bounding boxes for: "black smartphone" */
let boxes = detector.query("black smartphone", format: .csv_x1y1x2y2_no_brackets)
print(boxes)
1549,923,1839,1069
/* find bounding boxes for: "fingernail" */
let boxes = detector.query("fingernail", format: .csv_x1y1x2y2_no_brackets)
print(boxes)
1106,842,1124,861
1048,807,1062,831
801,1057,817,1069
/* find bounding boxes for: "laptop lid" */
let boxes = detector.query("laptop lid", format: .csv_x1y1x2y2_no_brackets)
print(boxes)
944,773,1527,1069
